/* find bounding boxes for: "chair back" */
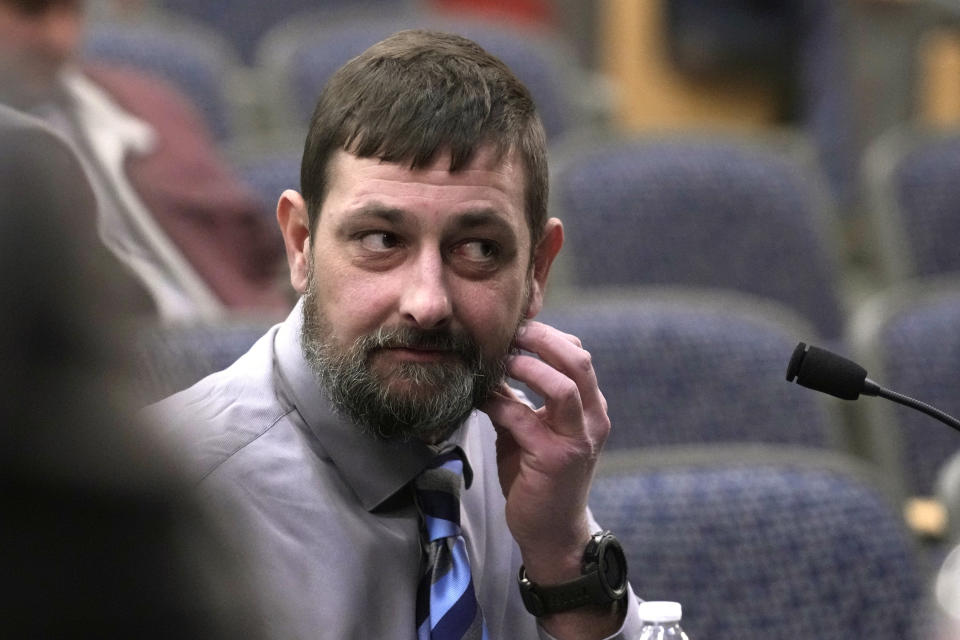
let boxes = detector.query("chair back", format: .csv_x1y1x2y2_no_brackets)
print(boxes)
155,0,412,63
850,277,960,497
863,126,960,281
591,445,928,640
255,11,594,140
551,133,845,340
83,17,241,142
531,290,843,451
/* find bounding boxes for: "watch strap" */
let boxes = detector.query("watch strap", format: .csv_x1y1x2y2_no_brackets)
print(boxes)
518,566,614,616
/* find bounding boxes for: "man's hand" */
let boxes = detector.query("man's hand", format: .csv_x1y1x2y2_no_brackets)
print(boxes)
481,320,621,638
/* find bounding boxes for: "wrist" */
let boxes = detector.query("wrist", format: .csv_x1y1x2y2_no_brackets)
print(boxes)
517,530,629,618
519,538,590,585
517,519,593,584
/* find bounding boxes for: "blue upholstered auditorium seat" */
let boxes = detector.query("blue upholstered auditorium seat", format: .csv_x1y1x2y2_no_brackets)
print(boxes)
529,290,843,451
155,0,411,64
591,446,927,640
850,278,960,497
864,127,960,282
234,150,302,223
551,134,846,341
255,11,595,141
83,18,240,142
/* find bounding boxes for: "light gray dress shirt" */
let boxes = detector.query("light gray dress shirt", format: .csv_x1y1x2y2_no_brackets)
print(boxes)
147,300,643,639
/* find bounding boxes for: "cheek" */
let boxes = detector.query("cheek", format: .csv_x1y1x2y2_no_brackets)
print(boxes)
454,280,528,349
314,270,398,342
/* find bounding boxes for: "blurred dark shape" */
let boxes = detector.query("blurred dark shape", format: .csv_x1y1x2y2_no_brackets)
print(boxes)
0,104,266,638
665,0,794,81
664,0,855,208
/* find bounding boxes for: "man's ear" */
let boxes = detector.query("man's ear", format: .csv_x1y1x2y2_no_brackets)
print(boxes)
525,218,564,319
277,189,311,294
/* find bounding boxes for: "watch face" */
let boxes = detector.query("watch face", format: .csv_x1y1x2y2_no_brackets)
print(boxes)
599,537,627,595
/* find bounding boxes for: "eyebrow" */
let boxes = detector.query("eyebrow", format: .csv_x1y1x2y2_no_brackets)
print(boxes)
341,204,407,225
331,204,406,238
448,208,517,235
337,204,518,235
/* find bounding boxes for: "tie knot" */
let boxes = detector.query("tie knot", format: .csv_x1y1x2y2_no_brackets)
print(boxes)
415,449,467,540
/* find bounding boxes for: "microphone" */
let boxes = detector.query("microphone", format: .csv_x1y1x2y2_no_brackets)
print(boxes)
786,342,960,433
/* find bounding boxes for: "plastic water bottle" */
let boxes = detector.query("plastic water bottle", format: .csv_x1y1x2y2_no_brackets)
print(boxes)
638,601,690,639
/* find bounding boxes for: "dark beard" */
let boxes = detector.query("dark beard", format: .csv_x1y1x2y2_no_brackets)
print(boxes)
300,290,512,443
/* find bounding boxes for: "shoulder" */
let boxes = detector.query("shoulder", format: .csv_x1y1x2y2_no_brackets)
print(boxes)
0,103,62,144
143,325,292,482
0,105,88,185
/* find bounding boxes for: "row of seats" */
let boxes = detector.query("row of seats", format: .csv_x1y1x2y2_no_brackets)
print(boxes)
91,0,855,210
154,0,419,65
538,282,960,507
82,6,603,145
131,280,960,509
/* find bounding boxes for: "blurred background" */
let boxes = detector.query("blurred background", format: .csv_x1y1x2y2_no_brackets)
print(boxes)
6,0,960,637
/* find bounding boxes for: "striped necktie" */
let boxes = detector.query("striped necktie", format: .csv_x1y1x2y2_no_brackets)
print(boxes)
414,448,488,640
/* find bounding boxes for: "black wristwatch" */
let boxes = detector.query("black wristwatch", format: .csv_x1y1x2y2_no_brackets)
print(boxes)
517,530,628,617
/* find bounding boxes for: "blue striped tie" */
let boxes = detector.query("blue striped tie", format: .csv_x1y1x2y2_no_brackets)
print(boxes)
415,448,489,640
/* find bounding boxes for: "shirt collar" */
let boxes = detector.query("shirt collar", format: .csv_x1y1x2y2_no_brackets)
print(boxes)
60,67,156,160
273,298,476,512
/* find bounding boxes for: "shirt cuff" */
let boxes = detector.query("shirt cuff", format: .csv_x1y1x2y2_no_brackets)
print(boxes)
535,583,645,640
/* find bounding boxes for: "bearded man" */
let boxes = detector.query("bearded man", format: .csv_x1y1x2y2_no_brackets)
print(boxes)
149,29,644,640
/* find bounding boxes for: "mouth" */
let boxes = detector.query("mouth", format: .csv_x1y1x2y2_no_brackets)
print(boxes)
375,346,460,364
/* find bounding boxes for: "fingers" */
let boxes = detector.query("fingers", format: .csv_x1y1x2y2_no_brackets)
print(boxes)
482,383,552,452
506,354,585,436
513,321,605,415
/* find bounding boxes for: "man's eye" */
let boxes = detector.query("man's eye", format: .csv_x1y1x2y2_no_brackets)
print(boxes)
455,240,500,263
358,232,400,252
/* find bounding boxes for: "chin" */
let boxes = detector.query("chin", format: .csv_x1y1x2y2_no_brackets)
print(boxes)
381,376,446,399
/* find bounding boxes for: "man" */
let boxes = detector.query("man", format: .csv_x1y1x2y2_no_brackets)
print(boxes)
0,0,290,319
149,30,644,639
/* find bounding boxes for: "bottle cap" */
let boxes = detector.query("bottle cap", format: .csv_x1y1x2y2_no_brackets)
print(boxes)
639,601,682,623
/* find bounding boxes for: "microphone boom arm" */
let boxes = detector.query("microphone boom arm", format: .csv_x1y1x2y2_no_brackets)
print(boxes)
863,378,960,433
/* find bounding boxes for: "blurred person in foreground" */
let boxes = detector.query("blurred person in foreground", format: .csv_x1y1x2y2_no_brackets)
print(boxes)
148,30,645,639
0,103,268,637
0,0,290,320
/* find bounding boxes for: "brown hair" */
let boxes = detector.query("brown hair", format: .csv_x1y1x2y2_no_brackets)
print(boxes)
300,29,548,251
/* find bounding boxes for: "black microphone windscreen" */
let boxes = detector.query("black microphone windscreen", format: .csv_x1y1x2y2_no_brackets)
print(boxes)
785,342,867,400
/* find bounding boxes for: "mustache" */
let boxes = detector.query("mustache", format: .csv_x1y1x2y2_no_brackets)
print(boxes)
358,326,479,357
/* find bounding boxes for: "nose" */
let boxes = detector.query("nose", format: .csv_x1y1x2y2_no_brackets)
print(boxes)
398,249,452,330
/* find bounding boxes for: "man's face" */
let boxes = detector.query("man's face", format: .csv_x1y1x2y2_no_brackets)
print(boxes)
298,146,539,442
0,1,84,105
